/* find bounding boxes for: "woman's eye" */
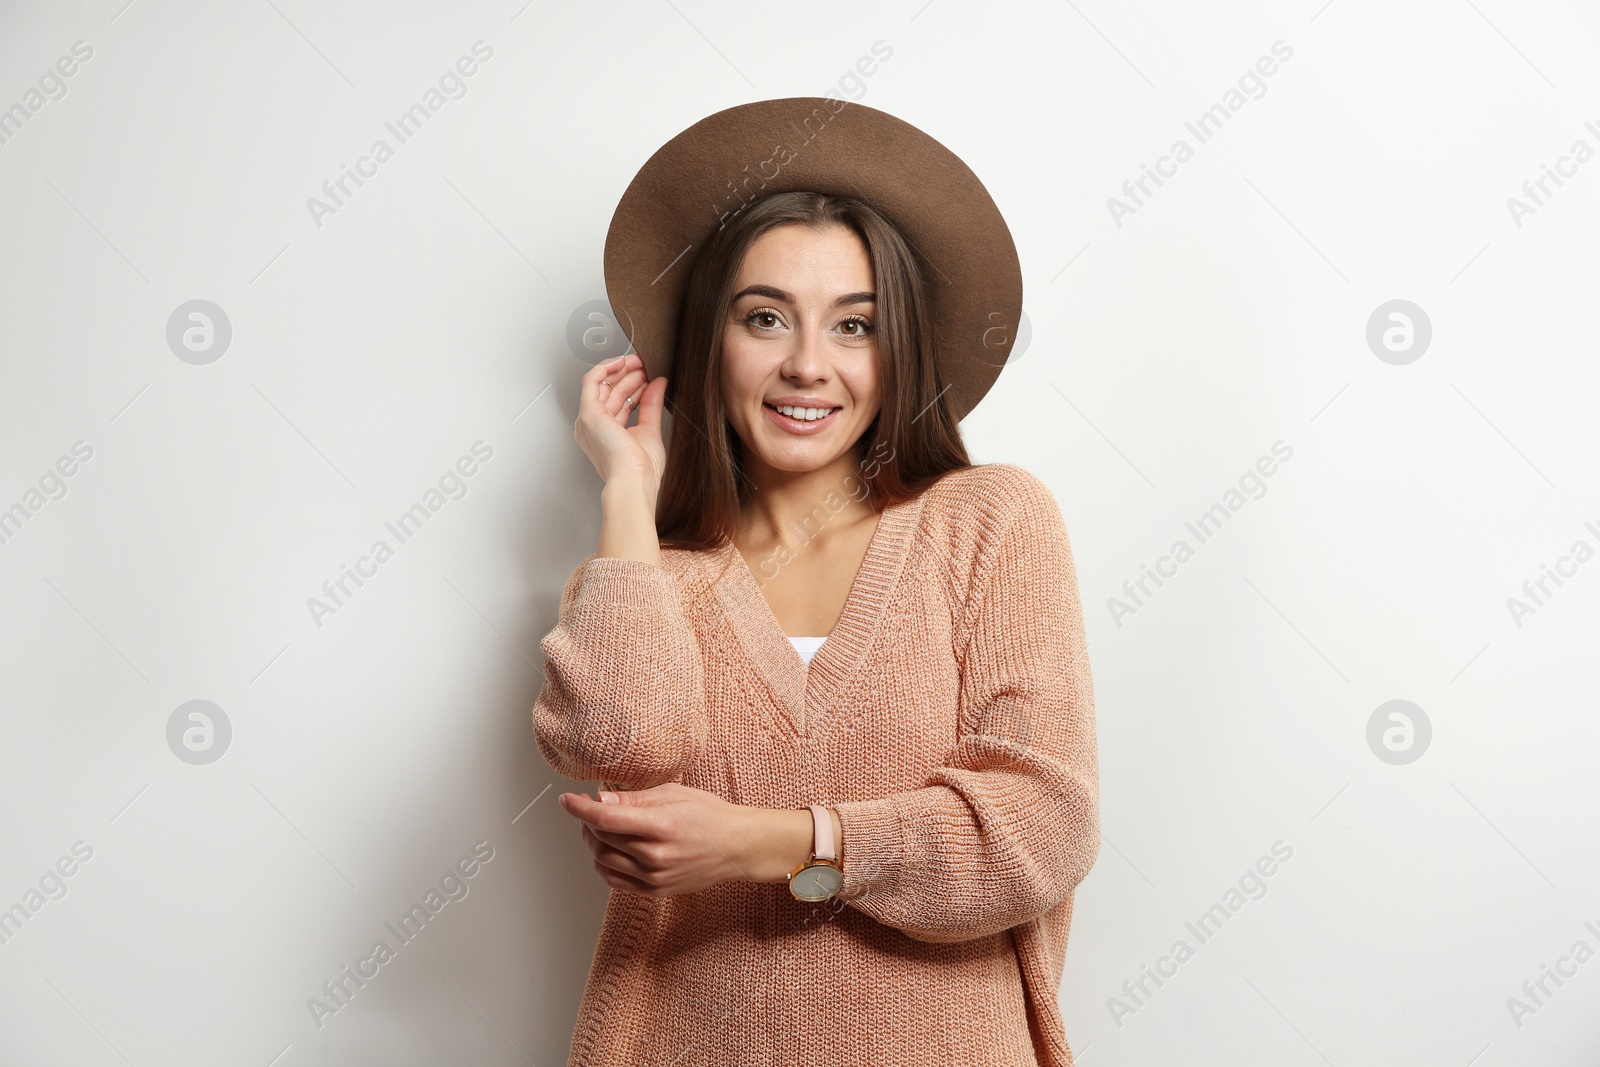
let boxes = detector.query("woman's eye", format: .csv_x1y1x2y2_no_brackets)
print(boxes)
746,309,781,330
838,316,873,336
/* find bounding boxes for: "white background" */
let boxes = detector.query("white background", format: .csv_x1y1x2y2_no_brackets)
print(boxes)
2,1,1597,1064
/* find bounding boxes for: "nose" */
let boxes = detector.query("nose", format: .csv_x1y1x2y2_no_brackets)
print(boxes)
781,316,827,382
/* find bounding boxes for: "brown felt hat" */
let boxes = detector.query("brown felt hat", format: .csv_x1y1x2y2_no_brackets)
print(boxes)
602,97,1023,422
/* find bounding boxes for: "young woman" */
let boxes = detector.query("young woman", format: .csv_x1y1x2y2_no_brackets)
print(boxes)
534,101,1099,1067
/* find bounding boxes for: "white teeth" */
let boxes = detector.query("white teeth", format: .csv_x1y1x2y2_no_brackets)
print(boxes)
773,404,837,421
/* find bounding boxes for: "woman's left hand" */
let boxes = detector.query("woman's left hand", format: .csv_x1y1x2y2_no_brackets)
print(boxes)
559,782,776,896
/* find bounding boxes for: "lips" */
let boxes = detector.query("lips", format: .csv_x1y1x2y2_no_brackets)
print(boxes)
763,402,841,436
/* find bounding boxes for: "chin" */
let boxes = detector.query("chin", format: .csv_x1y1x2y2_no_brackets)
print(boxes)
762,452,832,473
749,438,834,469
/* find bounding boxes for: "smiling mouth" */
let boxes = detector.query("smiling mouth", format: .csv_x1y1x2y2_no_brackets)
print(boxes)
762,402,843,433
764,402,841,421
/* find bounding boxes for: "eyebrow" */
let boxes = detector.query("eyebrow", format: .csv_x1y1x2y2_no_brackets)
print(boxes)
731,284,876,308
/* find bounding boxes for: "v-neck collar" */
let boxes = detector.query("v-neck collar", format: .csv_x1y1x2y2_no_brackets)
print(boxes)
704,490,926,738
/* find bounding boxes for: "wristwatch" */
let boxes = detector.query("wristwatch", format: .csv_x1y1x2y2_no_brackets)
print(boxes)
787,804,843,902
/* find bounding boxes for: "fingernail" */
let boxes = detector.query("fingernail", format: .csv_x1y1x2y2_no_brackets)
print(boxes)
600,791,619,804
558,794,569,809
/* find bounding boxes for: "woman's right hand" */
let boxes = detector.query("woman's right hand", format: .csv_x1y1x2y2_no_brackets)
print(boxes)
574,353,670,495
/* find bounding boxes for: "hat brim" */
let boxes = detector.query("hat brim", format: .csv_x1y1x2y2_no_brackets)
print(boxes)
602,97,1022,422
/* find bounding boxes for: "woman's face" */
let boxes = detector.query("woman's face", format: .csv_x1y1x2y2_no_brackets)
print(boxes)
720,222,882,478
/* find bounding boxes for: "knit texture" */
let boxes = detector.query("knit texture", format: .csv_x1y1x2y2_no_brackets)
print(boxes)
533,462,1100,1067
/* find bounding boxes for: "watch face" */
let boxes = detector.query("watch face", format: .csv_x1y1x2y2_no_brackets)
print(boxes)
791,863,844,901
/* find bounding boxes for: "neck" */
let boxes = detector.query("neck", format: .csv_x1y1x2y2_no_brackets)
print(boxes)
737,451,878,551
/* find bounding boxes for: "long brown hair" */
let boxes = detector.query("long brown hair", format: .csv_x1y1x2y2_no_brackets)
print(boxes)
654,190,970,551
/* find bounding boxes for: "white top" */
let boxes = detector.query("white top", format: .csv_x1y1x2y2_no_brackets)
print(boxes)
787,635,829,666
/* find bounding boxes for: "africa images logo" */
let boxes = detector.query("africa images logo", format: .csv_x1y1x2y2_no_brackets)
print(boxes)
306,841,496,1029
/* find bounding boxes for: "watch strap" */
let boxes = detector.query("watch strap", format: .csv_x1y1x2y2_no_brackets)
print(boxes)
808,804,836,862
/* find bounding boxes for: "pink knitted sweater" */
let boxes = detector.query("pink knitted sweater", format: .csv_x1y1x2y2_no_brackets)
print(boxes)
533,463,1100,1066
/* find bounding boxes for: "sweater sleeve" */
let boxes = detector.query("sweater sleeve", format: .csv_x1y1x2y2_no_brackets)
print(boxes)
831,470,1100,943
532,554,709,790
